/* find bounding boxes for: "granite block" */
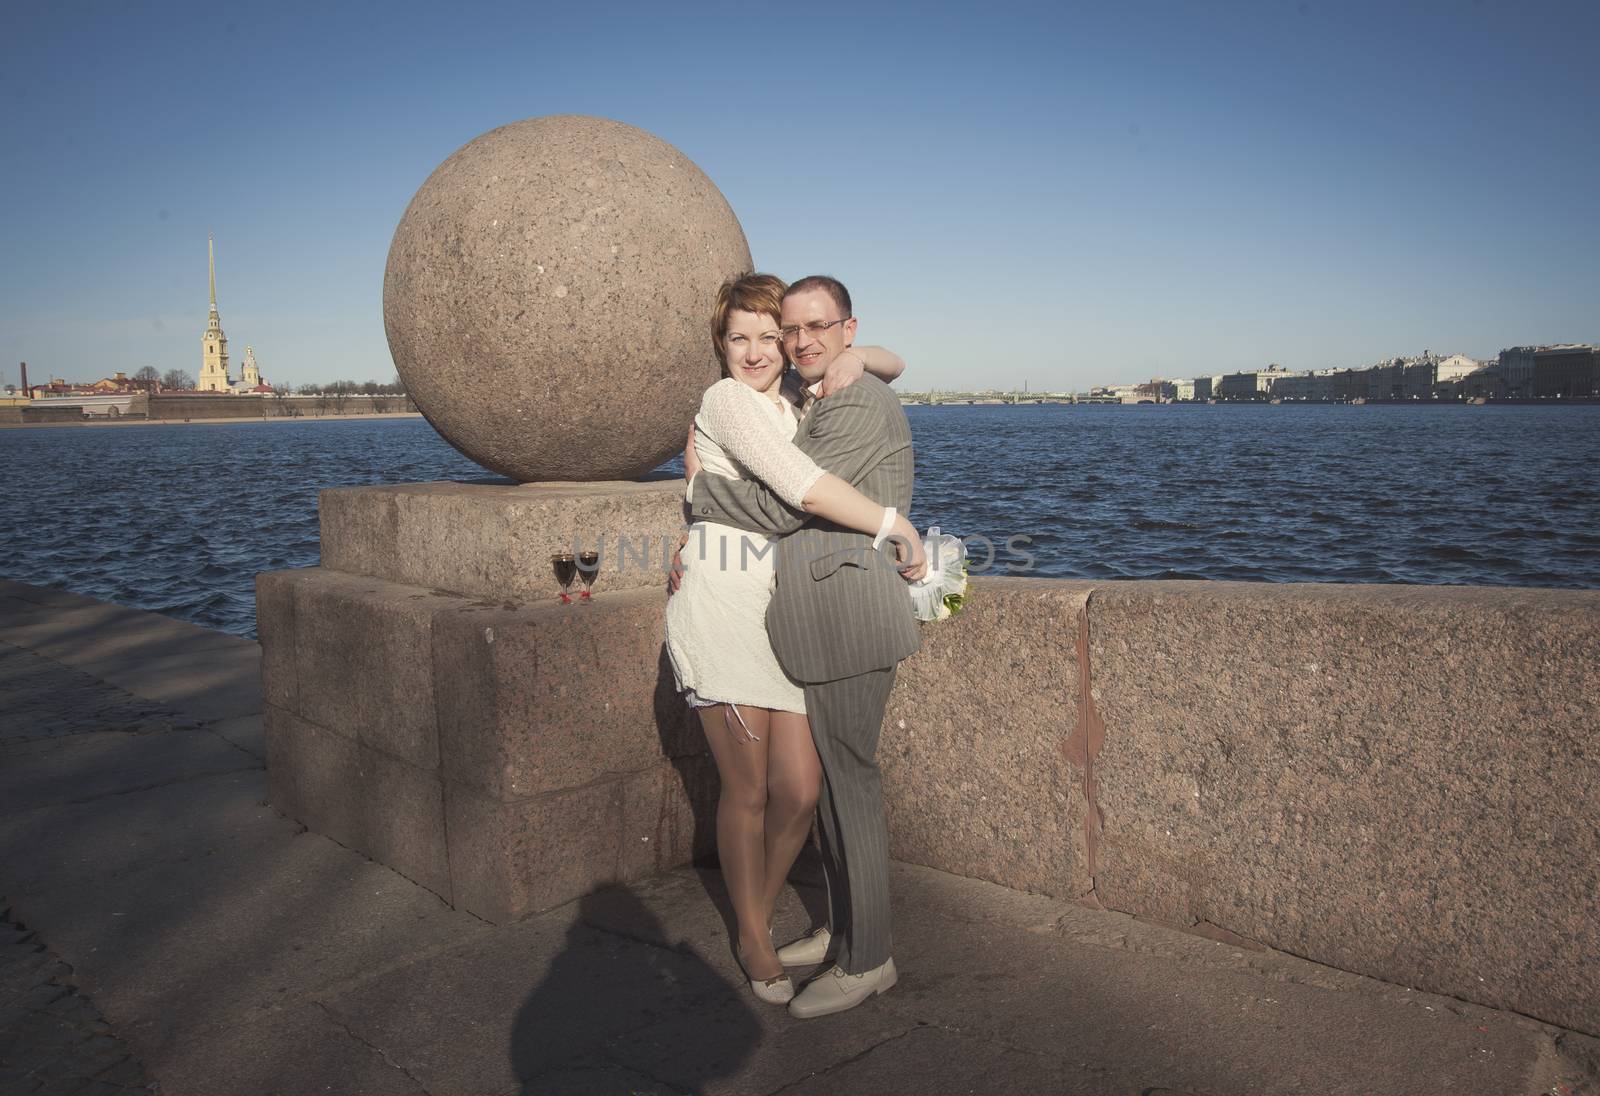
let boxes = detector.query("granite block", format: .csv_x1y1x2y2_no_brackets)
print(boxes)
320,480,689,599
253,569,301,712
444,779,626,923
432,587,700,800
287,567,458,770
1086,579,1600,1035
264,704,449,899
882,576,1096,898
616,754,717,883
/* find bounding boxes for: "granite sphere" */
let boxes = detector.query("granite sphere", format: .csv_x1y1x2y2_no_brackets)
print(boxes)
383,115,752,482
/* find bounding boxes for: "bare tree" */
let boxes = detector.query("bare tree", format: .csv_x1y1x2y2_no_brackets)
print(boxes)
133,365,161,391
161,368,195,390
329,380,353,414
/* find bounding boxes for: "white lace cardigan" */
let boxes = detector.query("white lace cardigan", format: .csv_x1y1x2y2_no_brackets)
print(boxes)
685,378,824,510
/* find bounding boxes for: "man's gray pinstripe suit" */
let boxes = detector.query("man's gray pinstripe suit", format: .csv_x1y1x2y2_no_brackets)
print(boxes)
691,372,919,975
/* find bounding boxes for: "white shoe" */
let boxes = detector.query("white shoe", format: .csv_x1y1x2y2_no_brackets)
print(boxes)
788,958,897,1019
736,943,795,1005
775,926,831,967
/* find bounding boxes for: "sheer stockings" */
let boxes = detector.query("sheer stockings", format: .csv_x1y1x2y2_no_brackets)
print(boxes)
698,704,821,982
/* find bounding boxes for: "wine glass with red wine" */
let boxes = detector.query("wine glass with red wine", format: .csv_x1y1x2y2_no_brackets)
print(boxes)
552,553,577,605
577,550,600,601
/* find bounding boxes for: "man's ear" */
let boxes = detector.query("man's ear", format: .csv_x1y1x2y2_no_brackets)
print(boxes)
843,316,859,345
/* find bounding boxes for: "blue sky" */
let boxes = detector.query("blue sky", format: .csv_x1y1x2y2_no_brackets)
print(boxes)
2,0,1595,393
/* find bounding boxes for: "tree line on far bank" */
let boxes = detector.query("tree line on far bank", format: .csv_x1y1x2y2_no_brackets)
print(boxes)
279,380,412,415
136,366,407,398
128,368,413,414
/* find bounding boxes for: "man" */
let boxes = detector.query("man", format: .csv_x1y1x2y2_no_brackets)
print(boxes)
686,275,921,1019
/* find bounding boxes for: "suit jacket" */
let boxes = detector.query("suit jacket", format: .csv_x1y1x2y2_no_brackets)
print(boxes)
690,373,921,684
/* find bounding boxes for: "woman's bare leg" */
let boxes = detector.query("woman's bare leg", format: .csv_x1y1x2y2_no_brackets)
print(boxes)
760,710,823,923
698,703,783,979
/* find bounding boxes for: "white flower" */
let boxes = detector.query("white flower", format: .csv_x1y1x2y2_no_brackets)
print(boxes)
908,526,969,623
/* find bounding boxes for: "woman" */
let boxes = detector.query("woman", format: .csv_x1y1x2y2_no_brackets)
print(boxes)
665,273,919,1004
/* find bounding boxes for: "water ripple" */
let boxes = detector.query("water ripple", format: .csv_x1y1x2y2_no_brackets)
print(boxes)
3,404,1598,639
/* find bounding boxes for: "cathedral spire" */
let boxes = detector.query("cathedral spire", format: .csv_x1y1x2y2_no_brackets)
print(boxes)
200,233,231,391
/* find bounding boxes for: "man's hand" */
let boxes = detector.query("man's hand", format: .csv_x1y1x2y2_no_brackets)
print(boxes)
888,514,928,583
818,350,866,397
682,424,702,482
667,529,689,593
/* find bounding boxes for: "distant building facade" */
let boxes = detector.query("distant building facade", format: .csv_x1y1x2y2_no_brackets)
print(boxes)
1218,365,1288,400
230,345,272,394
1434,354,1482,384
1533,345,1599,399
1497,347,1540,398
1267,371,1334,401
1133,379,1176,402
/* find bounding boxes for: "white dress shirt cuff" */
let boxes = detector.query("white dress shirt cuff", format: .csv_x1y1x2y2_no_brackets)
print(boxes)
872,506,897,551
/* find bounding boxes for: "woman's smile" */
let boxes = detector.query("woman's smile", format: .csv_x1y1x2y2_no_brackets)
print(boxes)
722,309,786,396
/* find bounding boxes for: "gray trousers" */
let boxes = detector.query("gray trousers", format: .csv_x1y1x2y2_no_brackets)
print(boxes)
804,664,898,974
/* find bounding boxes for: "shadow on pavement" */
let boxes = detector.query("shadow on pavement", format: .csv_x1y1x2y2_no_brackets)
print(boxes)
511,887,761,1095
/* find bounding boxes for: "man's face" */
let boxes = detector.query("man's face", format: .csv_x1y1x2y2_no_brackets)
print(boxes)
780,288,857,383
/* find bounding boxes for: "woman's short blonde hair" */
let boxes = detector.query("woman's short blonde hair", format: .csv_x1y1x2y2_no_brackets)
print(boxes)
710,273,788,372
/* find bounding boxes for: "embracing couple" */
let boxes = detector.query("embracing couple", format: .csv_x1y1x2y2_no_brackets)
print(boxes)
665,273,927,1019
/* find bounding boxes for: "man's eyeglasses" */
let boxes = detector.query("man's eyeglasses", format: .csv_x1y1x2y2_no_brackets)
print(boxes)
780,318,852,343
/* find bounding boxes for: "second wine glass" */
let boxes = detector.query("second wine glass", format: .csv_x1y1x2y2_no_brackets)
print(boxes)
577,550,600,601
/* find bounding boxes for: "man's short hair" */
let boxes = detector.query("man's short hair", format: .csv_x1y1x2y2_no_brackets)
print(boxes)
784,275,852,319
710,273,788,371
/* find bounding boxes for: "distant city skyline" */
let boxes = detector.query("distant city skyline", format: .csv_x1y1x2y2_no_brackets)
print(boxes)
3,1,1596,394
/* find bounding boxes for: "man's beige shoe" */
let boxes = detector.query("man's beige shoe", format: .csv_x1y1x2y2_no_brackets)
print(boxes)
787,958,898,1019
775,926,832,966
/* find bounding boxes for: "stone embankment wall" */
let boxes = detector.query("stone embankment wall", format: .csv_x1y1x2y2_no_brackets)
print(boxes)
147,395,268,420
1,403,93,423
258,480,1600,1037
889,577,1597,1039
0,394,416,423
149,394,416,419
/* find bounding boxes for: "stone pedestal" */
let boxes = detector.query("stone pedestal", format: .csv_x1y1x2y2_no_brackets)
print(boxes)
257,481,712,923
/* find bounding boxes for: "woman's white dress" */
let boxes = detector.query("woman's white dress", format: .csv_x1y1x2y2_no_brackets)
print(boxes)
665,378,825,714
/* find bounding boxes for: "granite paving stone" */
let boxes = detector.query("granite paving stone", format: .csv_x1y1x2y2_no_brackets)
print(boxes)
0,770,284,897
884,877,1548,1096
0,908,152,1094
8,829,489,1061
1,729,259,817
0,641,186,748
4,580,1598,1096
317,898,748,1096
776,1026,1120,1096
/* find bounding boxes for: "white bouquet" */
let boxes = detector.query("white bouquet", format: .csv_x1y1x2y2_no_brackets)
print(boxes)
907,526,969,623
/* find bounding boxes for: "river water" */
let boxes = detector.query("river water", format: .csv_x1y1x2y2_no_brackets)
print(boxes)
3,403,1595,638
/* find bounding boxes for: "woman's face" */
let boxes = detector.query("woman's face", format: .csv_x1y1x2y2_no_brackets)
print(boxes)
722,309,785,395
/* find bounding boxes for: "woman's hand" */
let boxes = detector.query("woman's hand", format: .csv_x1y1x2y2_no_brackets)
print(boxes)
818,351,866,397
888,513,928,582
682,424,702,481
